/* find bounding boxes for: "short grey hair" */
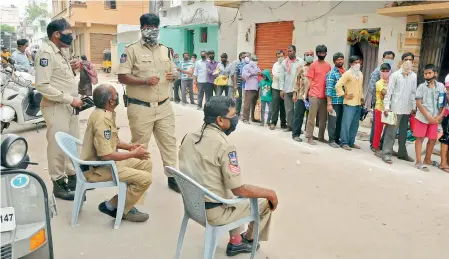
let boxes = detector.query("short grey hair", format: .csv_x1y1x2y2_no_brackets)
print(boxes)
251,54,258,61
93,84,114,109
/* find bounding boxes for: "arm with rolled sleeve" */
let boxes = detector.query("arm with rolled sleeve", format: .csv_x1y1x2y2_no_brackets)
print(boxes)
35,52,73,104
241,64,250,81
383,73,397,111
335,72,349,97
220,145,243,190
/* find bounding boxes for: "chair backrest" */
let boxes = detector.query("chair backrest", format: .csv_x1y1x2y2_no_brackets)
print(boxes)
55,132,86,181
165,166,208,226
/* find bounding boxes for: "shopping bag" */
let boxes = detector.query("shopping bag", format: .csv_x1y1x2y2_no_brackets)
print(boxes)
254,99,261,121
214,75,228,86
193,81,198,94
381,111,397,125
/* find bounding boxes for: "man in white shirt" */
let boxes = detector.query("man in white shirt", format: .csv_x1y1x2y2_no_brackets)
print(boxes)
381,52,417,164
269,50,287,130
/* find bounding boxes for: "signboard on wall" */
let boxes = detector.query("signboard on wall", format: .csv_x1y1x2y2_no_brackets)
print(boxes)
406,22,418,31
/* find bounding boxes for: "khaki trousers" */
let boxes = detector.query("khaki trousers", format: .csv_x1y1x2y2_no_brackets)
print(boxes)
41,104,79,181
127,100,177,176
306,97,328,139
206,199,272,241
85,158,152,214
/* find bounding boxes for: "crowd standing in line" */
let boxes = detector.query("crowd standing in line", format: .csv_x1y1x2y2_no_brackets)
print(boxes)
24,10,449,258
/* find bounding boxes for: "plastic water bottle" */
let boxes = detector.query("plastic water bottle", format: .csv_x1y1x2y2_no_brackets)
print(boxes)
304,99,310,110
438,92,446,108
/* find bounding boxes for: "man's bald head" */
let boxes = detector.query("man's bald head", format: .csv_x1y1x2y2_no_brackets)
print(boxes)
93,84,115,109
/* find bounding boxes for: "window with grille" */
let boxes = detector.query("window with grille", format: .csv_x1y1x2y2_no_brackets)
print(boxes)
200,27,207,43
105,0,117,9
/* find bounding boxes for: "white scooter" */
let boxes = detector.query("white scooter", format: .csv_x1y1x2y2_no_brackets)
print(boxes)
0,60,44,133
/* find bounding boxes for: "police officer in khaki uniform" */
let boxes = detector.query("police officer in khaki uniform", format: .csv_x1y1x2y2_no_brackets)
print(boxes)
35,18,84,200
81,84,152,222
179,96,278,257
117,13,180,192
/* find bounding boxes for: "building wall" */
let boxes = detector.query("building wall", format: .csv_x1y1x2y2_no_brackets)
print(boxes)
217,7,238,60
159,25,218,57
54,1,149,26
237,1,406,65
0,5,20,29
72,24,116,63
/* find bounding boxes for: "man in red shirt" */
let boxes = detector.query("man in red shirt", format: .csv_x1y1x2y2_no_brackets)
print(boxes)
305,45,332,145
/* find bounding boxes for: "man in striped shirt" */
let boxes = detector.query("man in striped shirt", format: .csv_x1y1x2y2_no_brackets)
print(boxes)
177,52,195,105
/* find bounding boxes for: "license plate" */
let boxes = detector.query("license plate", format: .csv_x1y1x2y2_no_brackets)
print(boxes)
0,207,16,232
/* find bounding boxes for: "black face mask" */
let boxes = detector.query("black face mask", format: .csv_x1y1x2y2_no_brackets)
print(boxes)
59,33,73,46
209,55,215,60
317,55,326,61
223,116,238,136
201,55,206,60
425,77,435,83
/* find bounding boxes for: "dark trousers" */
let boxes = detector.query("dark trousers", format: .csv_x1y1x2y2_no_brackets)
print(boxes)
236,87,243,116
327,104,344,143
215,86,229,96
174,79,181,102
270,89,287,126
242,90,259,121
197,82,213,108
382,114,410,158
293,100,308,137
181,79,194,104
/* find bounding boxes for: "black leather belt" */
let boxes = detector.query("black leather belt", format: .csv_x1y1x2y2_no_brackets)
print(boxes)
128,97,168,108
205,202,223,209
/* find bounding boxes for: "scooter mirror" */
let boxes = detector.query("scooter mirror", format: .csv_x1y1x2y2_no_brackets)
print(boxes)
1,171,55,259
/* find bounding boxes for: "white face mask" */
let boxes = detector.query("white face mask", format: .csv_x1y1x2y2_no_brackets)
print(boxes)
244,57,250,63
351,63,361,72
278,57,284,63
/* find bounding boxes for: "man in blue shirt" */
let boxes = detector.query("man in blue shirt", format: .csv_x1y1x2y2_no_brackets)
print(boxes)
194,51,209,110
173,53,181,103
177,52,195,105
11,39,31,72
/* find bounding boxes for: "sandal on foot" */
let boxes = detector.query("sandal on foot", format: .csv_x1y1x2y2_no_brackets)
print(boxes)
415,163,430,172
439,166,449,173
425,161,440,167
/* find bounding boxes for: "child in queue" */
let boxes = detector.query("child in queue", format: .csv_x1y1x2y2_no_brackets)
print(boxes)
372,63,391,157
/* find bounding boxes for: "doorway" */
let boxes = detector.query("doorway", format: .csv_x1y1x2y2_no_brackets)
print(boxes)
347,28,380,97
419,20,449,83
185,30,194,56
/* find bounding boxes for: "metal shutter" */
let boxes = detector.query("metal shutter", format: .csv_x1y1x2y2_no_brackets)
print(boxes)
255,21,294,71
90,33,114,65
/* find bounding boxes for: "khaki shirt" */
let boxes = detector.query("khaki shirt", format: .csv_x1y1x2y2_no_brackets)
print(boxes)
34,40,78,106
81,108,118,162
117,40,176,103
179,125,243,202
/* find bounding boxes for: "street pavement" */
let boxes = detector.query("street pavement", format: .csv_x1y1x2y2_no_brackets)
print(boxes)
4,72,449,259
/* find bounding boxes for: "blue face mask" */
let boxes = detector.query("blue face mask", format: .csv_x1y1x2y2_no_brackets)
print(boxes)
384,59,394,66
223,115,238,135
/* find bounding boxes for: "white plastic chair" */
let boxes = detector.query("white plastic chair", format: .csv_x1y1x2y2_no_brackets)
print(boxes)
55,131,127,229
165,166,260,259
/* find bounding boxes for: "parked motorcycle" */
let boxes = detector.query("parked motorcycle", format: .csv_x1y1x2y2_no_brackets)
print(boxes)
0,60,44,133
1,133,57,259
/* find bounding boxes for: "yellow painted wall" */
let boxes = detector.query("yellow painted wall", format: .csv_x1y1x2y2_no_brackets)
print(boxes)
69,1,149,26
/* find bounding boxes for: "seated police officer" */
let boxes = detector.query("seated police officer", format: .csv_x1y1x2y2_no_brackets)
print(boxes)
179,96,278,256
80,84,152,222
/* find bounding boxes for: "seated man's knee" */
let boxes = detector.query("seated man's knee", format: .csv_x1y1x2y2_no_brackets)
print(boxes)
142,159,152,173
140,170,152,187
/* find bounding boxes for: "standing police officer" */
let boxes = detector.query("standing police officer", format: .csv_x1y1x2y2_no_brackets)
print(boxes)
117,13,180,192
35,18,83,200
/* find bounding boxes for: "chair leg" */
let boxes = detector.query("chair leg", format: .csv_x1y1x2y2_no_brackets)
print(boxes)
79,189,87,211
175,213,189,259
114,182,126,229
250,219,260,259
71,185,85,227
204,226,219,259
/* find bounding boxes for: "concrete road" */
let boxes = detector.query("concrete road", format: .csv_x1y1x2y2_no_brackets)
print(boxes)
5,73,449,259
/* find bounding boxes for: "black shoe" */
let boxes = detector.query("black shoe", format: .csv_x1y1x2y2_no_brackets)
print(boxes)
281,124,288,129
98,201,117,218
168,177,181,193
53,178,75,201
226,236,260,257
67,175,77,191
283,127,292,132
